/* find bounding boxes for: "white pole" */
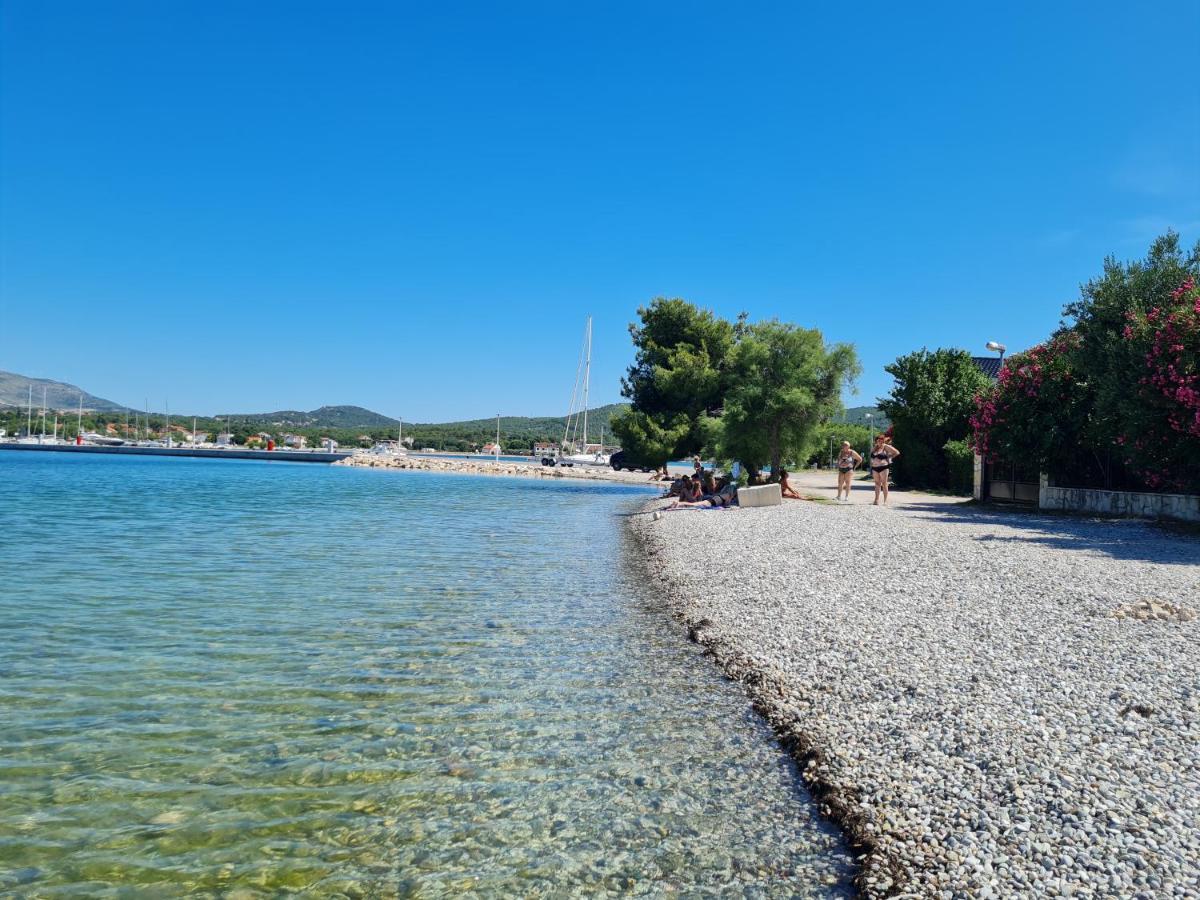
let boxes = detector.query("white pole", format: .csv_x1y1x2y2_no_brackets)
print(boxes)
27,386,32,437
495,413,500,460
77,392,83,442
193,416,197,446
41,387,47,440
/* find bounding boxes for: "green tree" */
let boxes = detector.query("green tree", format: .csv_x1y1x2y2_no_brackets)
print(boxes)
718,320,859,476
611,298,739,465
878,348,992,490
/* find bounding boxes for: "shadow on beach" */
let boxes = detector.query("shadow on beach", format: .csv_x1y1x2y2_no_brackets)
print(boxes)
901,501,1200,565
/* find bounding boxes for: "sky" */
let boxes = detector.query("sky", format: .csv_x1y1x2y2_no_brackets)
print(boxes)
1,1,1197,421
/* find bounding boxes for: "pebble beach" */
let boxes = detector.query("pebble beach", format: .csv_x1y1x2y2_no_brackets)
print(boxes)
632,493,1200,898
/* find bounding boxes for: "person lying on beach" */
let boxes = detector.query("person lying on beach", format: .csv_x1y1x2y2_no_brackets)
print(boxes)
777,469,803,500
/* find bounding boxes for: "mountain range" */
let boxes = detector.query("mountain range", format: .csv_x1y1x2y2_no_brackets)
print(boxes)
0,369,886,431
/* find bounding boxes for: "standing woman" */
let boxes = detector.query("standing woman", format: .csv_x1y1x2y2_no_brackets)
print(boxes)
869,435,900,505
835,441,862,502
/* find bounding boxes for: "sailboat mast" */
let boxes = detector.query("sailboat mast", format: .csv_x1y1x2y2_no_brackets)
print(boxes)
40,387,47,439
27,386,32,437
77,392,83,441
581,316,591,449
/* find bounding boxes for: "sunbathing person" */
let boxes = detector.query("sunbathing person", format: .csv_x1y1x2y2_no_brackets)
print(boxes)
777,469,803,500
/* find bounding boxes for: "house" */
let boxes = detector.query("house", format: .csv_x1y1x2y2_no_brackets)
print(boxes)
481,442,502,455
216,432,234,446
282,433,307,449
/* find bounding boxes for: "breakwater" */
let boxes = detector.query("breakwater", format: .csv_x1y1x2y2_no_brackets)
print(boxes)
0,442,350,463
337,452,654,485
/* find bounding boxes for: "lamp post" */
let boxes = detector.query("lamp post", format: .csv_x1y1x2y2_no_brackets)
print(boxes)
986,340,1007,364
865,412,874,450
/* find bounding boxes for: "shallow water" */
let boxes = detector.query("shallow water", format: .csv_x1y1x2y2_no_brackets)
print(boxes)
0,452,852,897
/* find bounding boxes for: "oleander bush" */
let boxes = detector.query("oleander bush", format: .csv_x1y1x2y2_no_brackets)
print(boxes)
971,232,1200,494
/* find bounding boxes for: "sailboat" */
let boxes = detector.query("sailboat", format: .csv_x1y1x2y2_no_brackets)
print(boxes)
557,317,611,467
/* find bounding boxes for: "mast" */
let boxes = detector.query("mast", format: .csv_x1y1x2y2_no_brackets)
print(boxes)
40,387,47,440
581,316,591,449
495,412,500,459
193,416,197,445
26,386,32,437
76,392,83,441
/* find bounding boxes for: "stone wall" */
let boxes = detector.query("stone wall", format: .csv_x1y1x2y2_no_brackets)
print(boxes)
1039,476,1200,523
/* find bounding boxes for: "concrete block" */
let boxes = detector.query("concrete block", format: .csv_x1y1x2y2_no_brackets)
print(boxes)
737,483,782,507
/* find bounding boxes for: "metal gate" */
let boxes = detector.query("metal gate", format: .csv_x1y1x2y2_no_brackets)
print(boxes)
985,458,1039,504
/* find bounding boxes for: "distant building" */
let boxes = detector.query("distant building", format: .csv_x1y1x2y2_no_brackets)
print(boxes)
482,442,502,455
216,432,234,446
283,433,307,448
321,438,339,451
190,431,209,444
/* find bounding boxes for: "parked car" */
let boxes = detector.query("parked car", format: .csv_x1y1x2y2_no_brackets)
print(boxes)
609,450,652,473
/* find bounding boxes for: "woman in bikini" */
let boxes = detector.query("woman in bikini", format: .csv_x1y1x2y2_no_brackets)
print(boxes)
835,441,862,502
869,435,900,505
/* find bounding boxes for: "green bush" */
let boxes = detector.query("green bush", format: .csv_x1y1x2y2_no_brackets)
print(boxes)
943,438,974,495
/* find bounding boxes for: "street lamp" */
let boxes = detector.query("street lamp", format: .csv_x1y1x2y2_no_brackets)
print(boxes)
985,340,1007,363
865,412,874,450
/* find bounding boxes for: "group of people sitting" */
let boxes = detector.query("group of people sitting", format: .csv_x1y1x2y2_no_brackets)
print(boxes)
663,466,740,508
657,434,902,509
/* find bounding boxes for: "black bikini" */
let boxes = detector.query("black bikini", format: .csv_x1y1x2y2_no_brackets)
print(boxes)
870,450,891,473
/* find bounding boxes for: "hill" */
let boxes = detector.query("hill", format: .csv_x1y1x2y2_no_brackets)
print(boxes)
834,405,890,428
224,405,400,428
0,370,126,411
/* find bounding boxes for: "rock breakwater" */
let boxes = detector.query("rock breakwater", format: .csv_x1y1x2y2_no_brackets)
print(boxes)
335,453,654,486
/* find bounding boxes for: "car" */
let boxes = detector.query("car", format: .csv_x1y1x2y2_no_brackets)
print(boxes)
609,450,652,473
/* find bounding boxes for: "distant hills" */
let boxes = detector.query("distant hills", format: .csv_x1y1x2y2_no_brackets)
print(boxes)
0,370,126,412
1,367,882,436
222,405,400,428
835,405,890,428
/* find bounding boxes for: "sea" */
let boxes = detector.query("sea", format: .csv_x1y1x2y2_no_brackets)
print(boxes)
0,451,852,896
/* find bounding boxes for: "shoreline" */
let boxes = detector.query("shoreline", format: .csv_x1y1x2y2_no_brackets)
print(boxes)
335,452,660,487
629,495,1199,897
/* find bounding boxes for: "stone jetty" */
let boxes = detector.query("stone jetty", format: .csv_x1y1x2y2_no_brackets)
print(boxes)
335,453,655,486
633,497,1200,898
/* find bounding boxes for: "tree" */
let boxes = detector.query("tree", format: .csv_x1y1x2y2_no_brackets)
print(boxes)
878,348,992,490
718,320,859,476
610,298,739,465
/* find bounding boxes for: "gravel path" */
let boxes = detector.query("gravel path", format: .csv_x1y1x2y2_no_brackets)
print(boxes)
632,498,1200,898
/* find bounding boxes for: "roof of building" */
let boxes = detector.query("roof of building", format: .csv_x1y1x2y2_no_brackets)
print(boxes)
972,355,1004,380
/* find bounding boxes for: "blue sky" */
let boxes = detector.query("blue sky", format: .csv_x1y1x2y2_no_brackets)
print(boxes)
2,1,1197,421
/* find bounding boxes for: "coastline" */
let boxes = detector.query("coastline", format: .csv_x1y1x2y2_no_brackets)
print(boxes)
335,452,659,486
630,494,1200,897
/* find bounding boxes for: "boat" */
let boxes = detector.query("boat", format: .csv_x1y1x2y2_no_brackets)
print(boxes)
557,316,611,467
82,433,126,446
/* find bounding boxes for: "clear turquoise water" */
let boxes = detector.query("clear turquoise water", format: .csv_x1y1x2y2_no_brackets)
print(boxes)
0,452,851,897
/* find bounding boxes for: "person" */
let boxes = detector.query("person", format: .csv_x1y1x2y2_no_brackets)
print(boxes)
835,441,862,502
699,471,717,498
692,457,704,481
677,474,702,503
671,475,737,509
777,469,803,500
869,435,900,505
